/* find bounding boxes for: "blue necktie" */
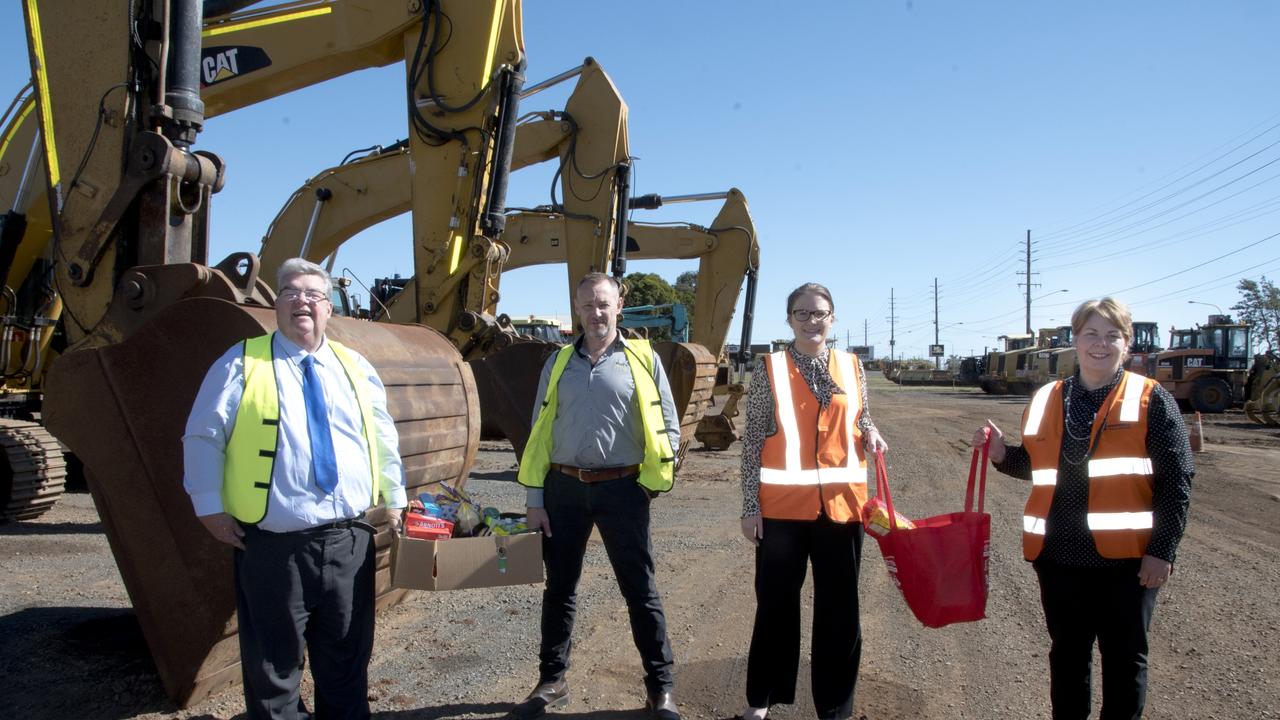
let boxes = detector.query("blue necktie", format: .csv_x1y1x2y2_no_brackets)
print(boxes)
300,355,339,494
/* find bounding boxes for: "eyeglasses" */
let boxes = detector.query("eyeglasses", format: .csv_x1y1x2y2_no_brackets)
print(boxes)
790,308,832,322
279,288,329,303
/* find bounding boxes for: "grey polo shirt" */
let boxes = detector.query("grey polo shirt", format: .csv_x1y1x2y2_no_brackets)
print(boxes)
526,334,681,508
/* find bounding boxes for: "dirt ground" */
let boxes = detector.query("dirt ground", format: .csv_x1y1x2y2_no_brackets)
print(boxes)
2,375,1277,719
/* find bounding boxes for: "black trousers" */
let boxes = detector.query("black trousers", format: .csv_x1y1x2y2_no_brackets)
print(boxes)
538,470,675,694
235,522,376,720
1035,561,1160,720
746,516,864,720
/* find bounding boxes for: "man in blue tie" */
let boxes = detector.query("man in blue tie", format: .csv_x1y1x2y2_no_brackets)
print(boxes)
183,257,406,720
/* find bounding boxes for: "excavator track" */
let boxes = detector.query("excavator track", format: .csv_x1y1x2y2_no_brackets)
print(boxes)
0,418,68,522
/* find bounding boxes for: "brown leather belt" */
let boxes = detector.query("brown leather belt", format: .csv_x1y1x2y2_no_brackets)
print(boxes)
551,463,641,483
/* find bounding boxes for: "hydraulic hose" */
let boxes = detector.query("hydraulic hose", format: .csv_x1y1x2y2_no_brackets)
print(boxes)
481,61,527,238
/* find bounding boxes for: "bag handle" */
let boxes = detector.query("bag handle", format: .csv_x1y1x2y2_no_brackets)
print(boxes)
872,449,899,531
964,427,991,513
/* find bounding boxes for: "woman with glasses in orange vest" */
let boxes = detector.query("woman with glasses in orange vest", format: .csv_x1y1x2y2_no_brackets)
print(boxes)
737,283,889,720
974,297,1194,719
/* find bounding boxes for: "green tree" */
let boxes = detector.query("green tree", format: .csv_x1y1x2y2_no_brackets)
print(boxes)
1232,276,1280,353
622,272,679,307
673,270,697,306
673,270,697,327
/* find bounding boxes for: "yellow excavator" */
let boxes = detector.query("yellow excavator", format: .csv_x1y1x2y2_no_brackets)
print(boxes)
1,4,726,512
8,0,590,706
0,83,66,520
10,0,757,705
246,57,759,460
0,0,501,521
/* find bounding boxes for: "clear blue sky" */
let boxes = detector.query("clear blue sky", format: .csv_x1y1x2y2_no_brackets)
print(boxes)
6,1,1279,360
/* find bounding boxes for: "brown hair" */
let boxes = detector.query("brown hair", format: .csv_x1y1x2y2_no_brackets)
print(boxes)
1071,297,1133,343
786,282,835,316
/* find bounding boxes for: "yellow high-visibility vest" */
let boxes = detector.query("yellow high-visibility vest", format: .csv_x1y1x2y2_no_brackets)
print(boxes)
518,337,675,492
223,334,380,523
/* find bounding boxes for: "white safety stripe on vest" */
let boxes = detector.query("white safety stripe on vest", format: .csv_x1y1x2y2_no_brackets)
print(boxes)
1087,456,1153,478
1031,469,1058,486
1120,373,1144,423
1087,511,1154,531
760,465,869,486
835,350,860,418
1024,382,1056,437
768,352,803,472
1023,515,1047,535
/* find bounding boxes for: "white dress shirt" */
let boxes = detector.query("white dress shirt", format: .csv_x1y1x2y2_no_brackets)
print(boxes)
183,332,407,532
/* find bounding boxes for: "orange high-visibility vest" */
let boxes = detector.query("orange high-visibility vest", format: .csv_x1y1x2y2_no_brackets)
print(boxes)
758,348,867,522
1020,371,1158,561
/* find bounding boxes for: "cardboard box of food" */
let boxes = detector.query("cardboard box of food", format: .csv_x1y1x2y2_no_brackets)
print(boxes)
391,531,543,590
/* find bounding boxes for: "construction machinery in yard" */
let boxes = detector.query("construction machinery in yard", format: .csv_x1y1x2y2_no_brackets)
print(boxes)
9,0,757,704
8,0,544,706
4,3,739,508
1244,351,1280,425
1149,315,1252,413
990,321,1163,395
978,333,1035,394
620,303,690,342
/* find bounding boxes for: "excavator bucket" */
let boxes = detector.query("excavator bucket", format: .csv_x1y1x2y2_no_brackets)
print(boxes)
695,383,746,451
42,298,480,706
471,339,716,469
655,341,718,468
469,340,560,457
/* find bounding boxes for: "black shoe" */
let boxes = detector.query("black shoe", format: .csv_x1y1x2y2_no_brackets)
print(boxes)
508,680,569,720
646,690,680,720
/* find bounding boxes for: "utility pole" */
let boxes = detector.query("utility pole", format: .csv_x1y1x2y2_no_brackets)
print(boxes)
933,277,941,369
887,289,898,362
863,319,868,346
1017,229,1040,334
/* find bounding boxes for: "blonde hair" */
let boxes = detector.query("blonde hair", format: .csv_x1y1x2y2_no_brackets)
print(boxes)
1071,297,1133,343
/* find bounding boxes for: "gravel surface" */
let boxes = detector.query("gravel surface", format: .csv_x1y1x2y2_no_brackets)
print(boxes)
1,375,1276,719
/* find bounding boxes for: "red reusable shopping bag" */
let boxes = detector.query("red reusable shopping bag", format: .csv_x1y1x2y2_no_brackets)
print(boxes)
862,437,992,628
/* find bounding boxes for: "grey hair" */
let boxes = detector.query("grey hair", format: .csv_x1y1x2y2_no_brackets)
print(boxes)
277,258,331,289
577,272,625,297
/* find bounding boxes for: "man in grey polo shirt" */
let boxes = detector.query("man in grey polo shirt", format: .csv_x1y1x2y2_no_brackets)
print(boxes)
511,272,682,720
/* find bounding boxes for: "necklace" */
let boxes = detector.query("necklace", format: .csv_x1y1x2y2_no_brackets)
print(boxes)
1061,385,1097,465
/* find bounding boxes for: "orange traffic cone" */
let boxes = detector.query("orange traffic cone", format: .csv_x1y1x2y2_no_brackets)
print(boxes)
1188,411,1204,452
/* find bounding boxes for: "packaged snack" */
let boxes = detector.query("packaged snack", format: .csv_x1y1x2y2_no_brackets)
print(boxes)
405,512,454,540
863,498,915,537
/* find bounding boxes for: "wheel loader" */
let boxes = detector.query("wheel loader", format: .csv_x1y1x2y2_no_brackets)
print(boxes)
977,333,1034,394
1150,315,1251,413
1244,351,1280,425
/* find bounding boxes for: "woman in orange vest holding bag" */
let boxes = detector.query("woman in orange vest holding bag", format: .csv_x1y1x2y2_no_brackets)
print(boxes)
738,283,889,720
974,297,1194,719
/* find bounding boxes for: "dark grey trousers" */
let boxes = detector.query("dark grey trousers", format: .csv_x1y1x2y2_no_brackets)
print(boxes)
538,470,675,695
235,522,376,720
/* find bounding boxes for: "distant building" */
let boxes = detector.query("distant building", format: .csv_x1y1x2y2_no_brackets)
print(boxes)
849,345,875,361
